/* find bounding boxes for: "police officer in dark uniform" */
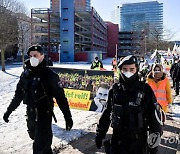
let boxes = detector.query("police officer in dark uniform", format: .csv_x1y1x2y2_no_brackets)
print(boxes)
170,59,178,88
95,55,162,154
173,59,180,96
3,45,73,154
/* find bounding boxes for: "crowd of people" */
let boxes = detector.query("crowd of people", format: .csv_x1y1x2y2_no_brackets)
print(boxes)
2,44,180,154
58,73,113,92
94,54,179,154
96,55,164,154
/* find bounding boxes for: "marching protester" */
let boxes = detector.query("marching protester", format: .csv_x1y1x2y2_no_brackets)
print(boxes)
170,59,178,88
139,56,145,72
139,60,151,81
112,56,117,71
172,58,180,96
47,56,53,66
90,56,104,70
146,63,173,112
3,45,73,154
95,55,163,154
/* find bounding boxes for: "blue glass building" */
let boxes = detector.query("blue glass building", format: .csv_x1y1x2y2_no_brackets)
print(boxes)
120,1,163,32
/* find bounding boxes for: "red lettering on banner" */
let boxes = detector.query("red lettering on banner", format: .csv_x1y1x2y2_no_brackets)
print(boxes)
69,99,90,109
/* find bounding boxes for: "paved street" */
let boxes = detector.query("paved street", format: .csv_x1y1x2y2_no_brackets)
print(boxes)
55,95,180,154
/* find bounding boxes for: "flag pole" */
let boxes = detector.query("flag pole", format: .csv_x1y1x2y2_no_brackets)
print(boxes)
116,44,118,61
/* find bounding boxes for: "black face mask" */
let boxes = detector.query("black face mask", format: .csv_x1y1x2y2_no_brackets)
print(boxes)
120,72,139,85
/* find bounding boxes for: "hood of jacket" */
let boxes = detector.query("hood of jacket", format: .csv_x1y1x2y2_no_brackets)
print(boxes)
147,72,166,81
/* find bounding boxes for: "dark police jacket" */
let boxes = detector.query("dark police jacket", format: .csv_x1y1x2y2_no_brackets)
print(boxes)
173,63,180,81
6,59,72,121
96,78,162,142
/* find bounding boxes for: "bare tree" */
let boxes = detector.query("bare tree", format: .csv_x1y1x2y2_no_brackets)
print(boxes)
148,25,176,51
132,22,177,54
0,0,28,71
16,4,31,66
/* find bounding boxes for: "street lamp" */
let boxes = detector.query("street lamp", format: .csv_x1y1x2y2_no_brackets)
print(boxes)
144,35,147,54
59,44,61,63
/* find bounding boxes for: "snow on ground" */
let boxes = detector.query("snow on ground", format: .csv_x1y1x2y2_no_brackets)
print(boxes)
0,65,103,154
0,58,180,154
171,95,180,122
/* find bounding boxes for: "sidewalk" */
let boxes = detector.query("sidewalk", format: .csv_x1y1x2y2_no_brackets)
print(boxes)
161,87,180,154
159,113,180,154
174,96,180,154
56,95,180,154
166,76,180,154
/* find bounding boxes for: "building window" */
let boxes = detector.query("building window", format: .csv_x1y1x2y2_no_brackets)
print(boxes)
63,8,68,12
63,29,69,34
63,51,69,54
63,40,69,45
63,18,69,22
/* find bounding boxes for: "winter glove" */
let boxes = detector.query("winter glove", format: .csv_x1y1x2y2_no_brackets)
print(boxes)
65,118,73,131
3,110,12,123
95,134,103,149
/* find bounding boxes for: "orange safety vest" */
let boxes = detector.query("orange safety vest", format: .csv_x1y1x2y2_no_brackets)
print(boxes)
112,59,117,65
147,78,168,106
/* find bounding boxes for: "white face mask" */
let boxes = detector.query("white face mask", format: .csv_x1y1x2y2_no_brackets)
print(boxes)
122,71,134,78
30,57,40,67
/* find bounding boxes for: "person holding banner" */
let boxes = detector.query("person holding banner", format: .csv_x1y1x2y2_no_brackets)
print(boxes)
90,56,104,70
95,55,162,154
3,45,73,154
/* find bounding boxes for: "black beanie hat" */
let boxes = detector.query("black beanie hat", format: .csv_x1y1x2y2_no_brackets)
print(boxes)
27,45,43,56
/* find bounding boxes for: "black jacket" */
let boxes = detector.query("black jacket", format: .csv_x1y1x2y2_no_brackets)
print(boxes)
170,62,177,78
96,78,162,140
173,62,180,81
6,59,72,121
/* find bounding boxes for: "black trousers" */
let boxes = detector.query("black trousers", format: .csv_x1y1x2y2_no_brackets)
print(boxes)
111,139,146,154
172,78,175,88
26,106,53,154
175,80,179,95
109,132,158,154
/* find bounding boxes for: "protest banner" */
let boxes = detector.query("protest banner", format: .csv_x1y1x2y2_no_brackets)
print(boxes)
51,67,114,112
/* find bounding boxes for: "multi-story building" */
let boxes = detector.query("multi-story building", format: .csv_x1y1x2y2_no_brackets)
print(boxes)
111,6,121,29
105,22,119,57
31,7,60,61
120,1,163,33
118,31,146,57
60,0,75,62
118,31,134,56
31,0,108,62
111,1,163,56
75,0,91,11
